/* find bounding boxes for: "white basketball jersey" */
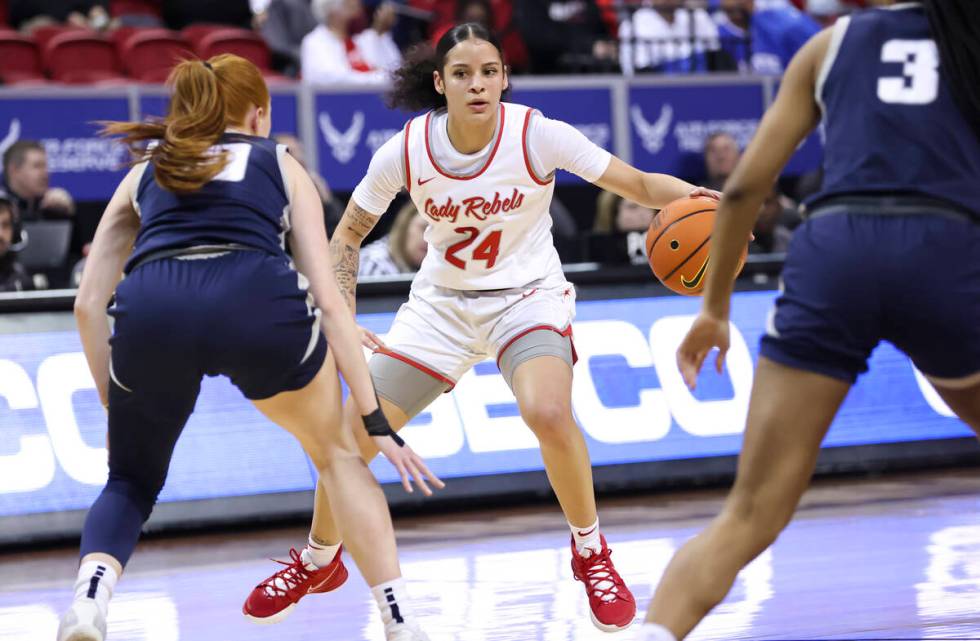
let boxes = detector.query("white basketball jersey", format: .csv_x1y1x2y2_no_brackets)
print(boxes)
403,103,563,290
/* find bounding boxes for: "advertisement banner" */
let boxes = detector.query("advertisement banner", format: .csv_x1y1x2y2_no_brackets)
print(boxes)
629,82,764,179
313,90,409,192
0,96,130,200
312,88,615,192
0,291,968,519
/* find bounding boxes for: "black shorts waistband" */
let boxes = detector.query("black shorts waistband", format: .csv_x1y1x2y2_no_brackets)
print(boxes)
127,244,263,273
806,195,979,224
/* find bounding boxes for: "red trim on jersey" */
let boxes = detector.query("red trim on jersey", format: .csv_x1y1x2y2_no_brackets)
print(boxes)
424,104,506,181
376,347,457,391
496,324,578,368
403,119,413,193
522,109,553,186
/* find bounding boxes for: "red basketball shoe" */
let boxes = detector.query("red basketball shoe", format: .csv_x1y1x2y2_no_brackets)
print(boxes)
570,535,636,631
243,546,348,623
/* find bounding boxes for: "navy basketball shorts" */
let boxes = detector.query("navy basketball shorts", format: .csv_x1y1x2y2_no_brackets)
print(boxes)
109,249,327,406
760,212,980,384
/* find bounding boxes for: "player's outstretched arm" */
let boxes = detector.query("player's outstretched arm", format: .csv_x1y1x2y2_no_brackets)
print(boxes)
284,153,383,415
593,156,709,210
328,199,380,315
287,154,443,491
74,166,141,407
677,28,831,389
701,28,830,320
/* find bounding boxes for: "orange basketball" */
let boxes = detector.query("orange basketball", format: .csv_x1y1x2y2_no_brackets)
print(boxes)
646,196,747,296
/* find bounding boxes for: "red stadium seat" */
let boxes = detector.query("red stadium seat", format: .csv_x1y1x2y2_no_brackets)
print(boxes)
195,27,293,82
108,25,140,47
42,31,126,84
31,24,88,50
118,28,192,82
196,28,272,71
0,29,45,84
180,24,227,51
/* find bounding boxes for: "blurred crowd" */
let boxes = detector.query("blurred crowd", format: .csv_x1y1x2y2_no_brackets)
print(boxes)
1,0,888,82
0,0,874,289
0,125,807,291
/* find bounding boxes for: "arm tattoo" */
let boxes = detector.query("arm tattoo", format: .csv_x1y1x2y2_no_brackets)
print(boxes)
343,205,378,241
329,203,379,313
330,236,360,312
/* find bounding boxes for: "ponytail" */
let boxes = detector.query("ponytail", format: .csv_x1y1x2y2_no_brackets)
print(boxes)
923,0,980,141
102,55,270,193
387,22,506,113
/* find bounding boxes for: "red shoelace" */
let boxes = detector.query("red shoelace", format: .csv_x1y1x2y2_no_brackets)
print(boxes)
256,548,313,597
580,548,631,602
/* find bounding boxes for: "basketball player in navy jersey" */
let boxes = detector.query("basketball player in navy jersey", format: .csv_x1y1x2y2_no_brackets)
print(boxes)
634,1,980,640
57,55,436,641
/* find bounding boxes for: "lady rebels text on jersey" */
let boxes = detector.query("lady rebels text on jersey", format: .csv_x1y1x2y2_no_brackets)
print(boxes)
352,103,612,290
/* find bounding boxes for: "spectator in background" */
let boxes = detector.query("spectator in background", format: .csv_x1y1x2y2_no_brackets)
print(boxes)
110,0,165,28
359,202,427,276
619,0,720,75
749,188,800,254
354,1,402,72
301,0,389,85
429,0,529,73
273,132,345,233
702,131,739,191
1,140,75,244
714,0,820,74
514,0,617,74
257,0,319,76
161,0,251,30
594,191,657,234
592,191,658,265
10,0,111,33
0,193,32,292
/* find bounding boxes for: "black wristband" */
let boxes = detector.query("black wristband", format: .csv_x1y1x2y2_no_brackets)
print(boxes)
362,407,405,447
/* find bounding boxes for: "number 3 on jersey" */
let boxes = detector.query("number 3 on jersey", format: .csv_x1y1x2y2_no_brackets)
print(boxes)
445,227,502,270
877,39,939,105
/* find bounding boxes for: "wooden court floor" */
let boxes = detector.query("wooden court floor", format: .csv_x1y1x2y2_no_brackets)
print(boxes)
3,469,980,641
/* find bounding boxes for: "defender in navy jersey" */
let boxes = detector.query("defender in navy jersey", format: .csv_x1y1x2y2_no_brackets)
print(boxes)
635,2,980,640
57,55,438,641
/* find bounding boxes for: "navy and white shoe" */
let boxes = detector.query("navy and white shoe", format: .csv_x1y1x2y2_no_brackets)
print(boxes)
57,599,106,641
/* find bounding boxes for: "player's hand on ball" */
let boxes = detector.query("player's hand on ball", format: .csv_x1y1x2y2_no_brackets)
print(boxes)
373,436,446,497
688,186,722,201
676,312,730,390
359,326,387,351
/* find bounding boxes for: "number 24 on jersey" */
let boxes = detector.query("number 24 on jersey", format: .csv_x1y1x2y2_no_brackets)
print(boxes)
445,227,502,270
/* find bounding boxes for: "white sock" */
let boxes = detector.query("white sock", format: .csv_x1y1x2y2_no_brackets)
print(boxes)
371,577,414,628
72,561,118,617
636,623,679,641
303,535,341,570
570,518,602,557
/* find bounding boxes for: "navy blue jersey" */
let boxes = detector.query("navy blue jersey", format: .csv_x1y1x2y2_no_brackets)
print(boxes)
810,4,980,216
127,133,290,272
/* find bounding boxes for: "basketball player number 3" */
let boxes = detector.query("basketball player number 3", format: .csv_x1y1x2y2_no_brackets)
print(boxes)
445,227,502,270
877,39,939,105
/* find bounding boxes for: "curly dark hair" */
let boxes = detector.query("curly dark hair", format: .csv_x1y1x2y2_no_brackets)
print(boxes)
387,22,507,112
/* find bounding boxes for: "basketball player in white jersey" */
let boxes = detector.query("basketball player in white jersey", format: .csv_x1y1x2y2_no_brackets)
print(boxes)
244,22,719,632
